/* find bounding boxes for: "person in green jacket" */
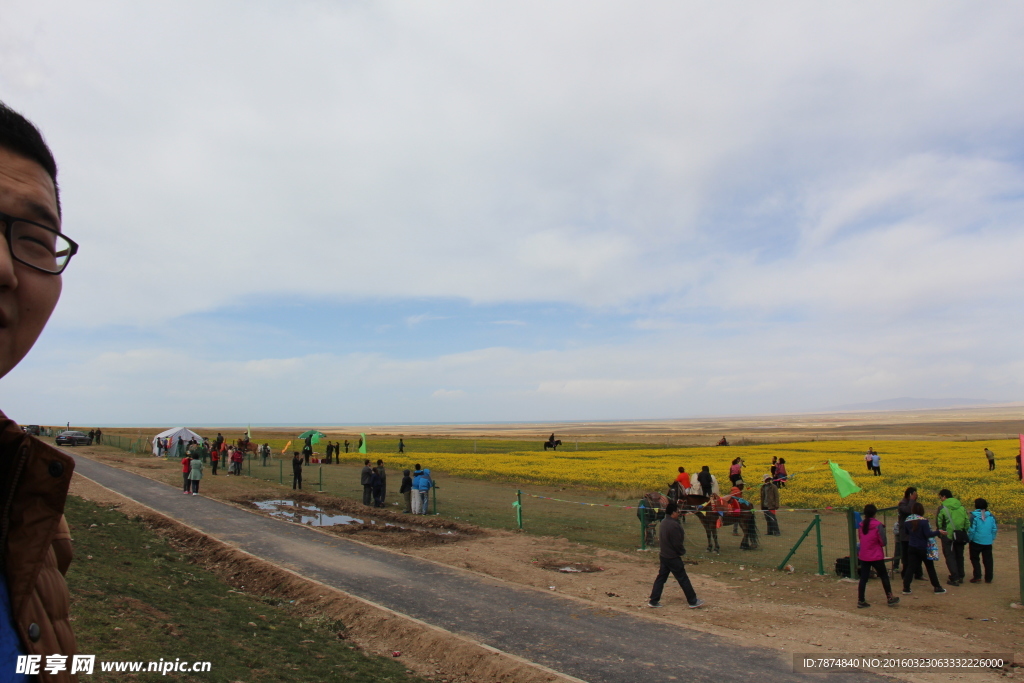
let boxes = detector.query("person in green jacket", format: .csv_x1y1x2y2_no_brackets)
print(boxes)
188,454,204,496
936,489,968,585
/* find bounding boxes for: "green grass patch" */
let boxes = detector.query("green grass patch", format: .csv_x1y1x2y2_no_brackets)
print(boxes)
65,496,424,682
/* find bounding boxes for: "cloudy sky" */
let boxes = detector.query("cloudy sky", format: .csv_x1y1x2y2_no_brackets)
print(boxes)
2,1,1022,426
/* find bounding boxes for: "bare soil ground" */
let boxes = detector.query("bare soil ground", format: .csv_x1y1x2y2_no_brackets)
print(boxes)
68,442,1023,683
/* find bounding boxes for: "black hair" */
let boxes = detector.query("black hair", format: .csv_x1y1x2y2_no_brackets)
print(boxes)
903,486,917,499
778,458,785,464
860,503,877,534
665,501,678,515
938,488,953,499
414,463,421,470
678,467,685,473
701,465,709,472
908,501,926,532
974,498,988,510
0,101,60,216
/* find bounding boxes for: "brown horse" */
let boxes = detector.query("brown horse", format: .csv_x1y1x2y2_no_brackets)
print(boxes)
235,438,258,455
675,493,759,552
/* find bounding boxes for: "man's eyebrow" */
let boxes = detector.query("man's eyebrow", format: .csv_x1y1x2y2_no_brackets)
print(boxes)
20,199,60,229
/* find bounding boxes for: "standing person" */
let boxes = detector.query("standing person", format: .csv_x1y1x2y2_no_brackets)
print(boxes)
95,427,102,443
398,438,405,454
261,443,270,466
871,449,881,476
400,469,413,513
376,459,387,505
647,502,704,609
864,448,874,473
937,489,968,586
697,466,713,497
357,436,363,451
775,458,788,487
370,467,384,507
344,439,350,453
232,448,245,476
303,436,312,466
210,446,220,475
967,498,996,584
292,451,303,489
87,429,95,443
984,448,995,471
902,502,946,595
895,487,922,581
181,452,192,493
215,432,224,450
188,452,204,496
760,474,781,536
360,459,373,506
324,441,332,464
856,504,899,608
412,465,432,514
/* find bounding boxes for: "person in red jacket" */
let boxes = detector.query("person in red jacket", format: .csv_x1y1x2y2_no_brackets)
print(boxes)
856,504,899,608
181,454,192,493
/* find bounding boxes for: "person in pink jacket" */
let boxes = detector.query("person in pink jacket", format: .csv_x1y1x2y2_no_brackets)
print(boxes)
857,503,900,608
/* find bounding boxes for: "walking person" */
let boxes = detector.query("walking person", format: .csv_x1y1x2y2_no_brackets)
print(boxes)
895,487,922,581
647,502,704,609
181,452,192,493
400,469,413,513
967,498,997,584
871,449,881,476
398,438,405,454
937,489,968,585
376,459,387,506
360,459,373,506
902,502,946,595
984,448,995,471
292,451,303,489
760,474,781,536
856,504,899,608
188,452,204,496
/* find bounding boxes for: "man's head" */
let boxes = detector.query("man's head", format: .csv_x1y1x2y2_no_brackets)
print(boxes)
665,501,680,518
678,467,685,473
364,459,370,465
0,102,65,379
904,486,917,500
938,489,953,501
376,459,383,466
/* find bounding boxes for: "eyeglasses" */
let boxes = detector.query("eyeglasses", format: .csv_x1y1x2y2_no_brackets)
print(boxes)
0,211,78,274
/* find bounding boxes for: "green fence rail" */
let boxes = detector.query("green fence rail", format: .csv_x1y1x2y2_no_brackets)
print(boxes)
103,434,150,455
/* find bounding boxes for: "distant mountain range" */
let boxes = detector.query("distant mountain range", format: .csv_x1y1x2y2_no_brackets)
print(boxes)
830,397,1001,412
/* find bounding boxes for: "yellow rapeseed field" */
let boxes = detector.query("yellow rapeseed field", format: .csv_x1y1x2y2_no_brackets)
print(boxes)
380,439,1024,518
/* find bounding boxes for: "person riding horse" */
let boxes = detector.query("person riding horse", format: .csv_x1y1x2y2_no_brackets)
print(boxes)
544,433,562,451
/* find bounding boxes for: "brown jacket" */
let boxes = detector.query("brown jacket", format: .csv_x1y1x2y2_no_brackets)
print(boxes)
1,414,77,682
760,481,779,510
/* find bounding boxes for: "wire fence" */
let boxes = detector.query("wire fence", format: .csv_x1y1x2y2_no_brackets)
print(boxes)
103,434,151,455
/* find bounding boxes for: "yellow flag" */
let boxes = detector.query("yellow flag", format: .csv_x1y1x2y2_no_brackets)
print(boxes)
281,440,292,454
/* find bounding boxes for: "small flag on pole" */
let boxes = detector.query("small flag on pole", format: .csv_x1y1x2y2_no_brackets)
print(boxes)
828,461,862,498
247,424,252,440
281,440,292,454
358,433,367,455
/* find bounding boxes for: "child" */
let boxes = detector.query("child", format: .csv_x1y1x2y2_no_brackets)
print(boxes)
902,502,946,594
967,498,997,583
856,504,899,608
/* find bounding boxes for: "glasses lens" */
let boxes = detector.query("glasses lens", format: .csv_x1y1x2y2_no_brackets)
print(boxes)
10,221,73,273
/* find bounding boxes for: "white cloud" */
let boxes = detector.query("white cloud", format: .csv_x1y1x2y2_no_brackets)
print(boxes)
1,2,1022,421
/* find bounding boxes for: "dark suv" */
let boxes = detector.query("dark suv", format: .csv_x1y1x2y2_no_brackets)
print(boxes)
56,430,92,446
24,425,41,436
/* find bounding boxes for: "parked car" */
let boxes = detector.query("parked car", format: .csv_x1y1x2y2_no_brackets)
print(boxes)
24,425,41,436
56,430,92,446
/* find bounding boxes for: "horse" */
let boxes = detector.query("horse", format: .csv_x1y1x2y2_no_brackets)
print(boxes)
636,491,668,547
543,439,562,451
674,493,759,553
236,438,258,455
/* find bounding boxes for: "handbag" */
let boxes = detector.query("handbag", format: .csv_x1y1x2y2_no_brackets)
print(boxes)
926,536,939,561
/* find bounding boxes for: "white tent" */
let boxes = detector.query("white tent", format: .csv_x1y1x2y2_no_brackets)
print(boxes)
152,427,204,456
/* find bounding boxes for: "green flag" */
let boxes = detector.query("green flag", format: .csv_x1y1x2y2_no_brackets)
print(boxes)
358,433,367,454
247,424,251,440
828,461,862,498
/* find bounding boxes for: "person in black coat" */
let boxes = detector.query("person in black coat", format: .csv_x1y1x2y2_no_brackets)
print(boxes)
292,451,303,490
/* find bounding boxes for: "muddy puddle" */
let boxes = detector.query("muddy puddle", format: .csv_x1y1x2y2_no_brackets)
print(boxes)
251,499,457,536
